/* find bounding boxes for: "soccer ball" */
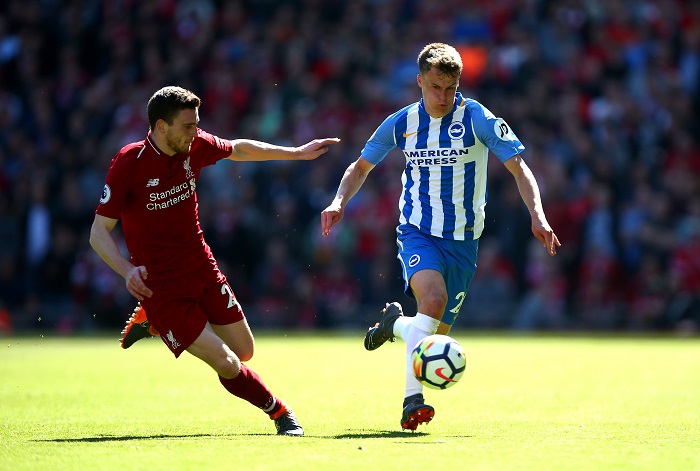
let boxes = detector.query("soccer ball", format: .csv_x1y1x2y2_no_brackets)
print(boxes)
411,334,466,390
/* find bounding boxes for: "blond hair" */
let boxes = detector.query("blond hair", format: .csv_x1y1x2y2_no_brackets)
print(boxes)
417,43,463,78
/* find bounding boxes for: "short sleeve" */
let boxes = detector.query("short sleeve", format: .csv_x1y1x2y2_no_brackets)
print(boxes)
361,114,399,165
96,153,132,219
469,101,525,163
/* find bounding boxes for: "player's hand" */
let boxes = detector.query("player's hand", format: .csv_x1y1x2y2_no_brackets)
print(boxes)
126,265,153,301
532,222,561,256
296,138,341,160
321,203,344,237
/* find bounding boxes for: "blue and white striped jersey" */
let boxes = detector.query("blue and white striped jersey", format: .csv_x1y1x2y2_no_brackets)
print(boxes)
361,92,524,240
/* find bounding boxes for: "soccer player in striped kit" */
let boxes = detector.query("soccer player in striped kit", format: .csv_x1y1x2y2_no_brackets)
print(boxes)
321,43,560,430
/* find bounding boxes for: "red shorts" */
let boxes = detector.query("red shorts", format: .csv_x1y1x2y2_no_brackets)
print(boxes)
141,259,245,357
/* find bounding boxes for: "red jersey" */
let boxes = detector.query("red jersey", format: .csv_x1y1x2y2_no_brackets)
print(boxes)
96,129,233,281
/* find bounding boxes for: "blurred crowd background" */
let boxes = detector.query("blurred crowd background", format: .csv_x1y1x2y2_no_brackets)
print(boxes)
0,0,699,335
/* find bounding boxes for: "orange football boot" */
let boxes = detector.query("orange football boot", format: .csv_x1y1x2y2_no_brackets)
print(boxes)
119,303,158,349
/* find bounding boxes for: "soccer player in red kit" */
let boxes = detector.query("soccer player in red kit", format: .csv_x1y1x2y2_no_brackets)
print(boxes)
90,86,340,435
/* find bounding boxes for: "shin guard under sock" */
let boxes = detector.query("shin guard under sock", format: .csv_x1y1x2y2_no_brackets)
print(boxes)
218,364,282,417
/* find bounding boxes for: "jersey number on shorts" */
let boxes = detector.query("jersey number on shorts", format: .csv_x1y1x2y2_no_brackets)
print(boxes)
221,284,240,309
449,291,466,315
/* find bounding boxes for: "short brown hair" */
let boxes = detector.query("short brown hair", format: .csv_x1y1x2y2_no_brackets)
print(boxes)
147,86,201,130
417,43,463,78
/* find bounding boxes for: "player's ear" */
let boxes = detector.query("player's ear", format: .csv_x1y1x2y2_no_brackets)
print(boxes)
416,74,422,88
156,119,167,134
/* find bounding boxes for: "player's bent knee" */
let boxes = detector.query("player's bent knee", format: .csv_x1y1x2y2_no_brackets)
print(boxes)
215,354,242,379
422,292,448,314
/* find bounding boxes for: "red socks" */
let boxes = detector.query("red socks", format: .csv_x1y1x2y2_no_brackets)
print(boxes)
218,364,283,417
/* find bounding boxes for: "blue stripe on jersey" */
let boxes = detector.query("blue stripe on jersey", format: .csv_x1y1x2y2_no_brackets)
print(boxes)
463,161,476,235
394,109,408,147
439,115,454,148
440,164,456,237
402,164,415,224
418,166,432,233
439,113,459,238
460,107,476,147
414,110,431,233
416,111,430,149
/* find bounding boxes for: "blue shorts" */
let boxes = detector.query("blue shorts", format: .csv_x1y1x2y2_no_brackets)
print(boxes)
396,224,479,325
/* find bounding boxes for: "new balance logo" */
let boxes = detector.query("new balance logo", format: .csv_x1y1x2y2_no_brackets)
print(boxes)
146,179,160,187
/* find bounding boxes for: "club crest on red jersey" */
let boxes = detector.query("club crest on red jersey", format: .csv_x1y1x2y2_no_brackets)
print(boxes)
183,157,194,178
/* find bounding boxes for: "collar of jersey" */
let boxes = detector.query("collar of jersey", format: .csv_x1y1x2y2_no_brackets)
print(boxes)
144,133,188,161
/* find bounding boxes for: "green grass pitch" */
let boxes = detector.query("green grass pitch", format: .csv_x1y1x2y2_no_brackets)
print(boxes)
1,332,698,470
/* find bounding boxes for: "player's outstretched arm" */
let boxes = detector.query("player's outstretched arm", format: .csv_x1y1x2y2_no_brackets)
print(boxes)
89,214,153,300
503,155,561,256
321,157,375,237
228,137,340,162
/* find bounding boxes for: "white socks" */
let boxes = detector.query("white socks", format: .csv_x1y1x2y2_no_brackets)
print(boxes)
394,313,440,398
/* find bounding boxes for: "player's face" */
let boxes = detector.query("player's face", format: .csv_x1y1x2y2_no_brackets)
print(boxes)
163,108,199,155
417,67,459,118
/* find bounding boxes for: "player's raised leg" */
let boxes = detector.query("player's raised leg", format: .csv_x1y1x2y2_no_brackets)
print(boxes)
364,302,404,351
